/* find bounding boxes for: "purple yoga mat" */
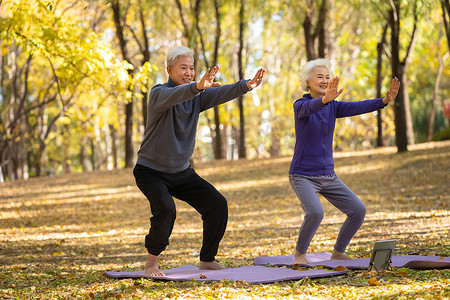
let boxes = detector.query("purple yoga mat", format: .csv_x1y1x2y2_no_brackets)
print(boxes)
104,264,348,283
254,253,450,270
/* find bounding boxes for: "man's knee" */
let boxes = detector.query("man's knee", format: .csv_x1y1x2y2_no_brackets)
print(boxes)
205,193,228,218
154,202,177,221
213,194,228,215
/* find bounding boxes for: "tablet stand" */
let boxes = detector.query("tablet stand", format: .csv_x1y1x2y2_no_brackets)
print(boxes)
368,239,396,274
368,248,394,273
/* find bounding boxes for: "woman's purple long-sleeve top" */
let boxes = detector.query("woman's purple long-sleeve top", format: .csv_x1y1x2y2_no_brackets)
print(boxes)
289,94,386,176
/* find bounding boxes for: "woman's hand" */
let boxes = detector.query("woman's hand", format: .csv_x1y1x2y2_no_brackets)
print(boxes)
382,77,400,105
246,67,267,90
196,65,222,90
322,76,343,104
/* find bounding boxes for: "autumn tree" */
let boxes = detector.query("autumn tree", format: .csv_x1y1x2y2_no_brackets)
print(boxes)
388,0,419,152
110,1,135,168
427,27,449,141
302,0,328,60
0,0,119,179
236,0,247,158
0,0,151,181
442,0,450,50
376,24,389,147
193,0,226,159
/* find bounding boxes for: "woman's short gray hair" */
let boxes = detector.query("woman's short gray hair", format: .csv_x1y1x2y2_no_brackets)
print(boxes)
299,58,333,91
166,46,194,66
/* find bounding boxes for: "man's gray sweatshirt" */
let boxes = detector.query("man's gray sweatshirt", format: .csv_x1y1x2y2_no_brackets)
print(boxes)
136,78,251,173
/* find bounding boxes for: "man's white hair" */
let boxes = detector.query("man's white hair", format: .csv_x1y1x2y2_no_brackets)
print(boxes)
299,58,333,91
166,46,194,66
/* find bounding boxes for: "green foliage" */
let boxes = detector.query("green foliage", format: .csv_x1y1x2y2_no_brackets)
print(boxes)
433,126,450,141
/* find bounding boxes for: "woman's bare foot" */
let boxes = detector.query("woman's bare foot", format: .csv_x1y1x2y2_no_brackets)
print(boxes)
330,250,352,260
294,250,310,265
199,260,225,270
145,253,165,276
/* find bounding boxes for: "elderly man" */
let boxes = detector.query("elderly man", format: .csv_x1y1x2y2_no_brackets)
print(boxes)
134,46,266,276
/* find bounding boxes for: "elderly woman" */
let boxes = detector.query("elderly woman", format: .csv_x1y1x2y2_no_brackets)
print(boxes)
289,58,400,265
134,46,266,276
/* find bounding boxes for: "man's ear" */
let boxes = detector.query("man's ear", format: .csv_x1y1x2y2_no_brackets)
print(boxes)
167,65,172,76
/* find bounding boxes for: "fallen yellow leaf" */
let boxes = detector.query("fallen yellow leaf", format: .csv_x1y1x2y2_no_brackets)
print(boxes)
368,277,381,286
397,271,408,277
335,266,347,271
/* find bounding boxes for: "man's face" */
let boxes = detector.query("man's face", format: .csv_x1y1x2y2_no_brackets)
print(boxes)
167,55,195,86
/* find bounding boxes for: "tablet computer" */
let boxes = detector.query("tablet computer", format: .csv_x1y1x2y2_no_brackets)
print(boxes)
368,239,397,272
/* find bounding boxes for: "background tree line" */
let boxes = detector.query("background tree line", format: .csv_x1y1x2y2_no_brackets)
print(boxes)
1,0,449,182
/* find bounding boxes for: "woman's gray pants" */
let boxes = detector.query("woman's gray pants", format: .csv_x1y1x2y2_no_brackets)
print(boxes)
289,174,366,254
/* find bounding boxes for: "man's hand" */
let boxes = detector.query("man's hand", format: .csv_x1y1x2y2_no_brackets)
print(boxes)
382,77,400,105
196,65,222,90
246,67,267,90
322,76,343,104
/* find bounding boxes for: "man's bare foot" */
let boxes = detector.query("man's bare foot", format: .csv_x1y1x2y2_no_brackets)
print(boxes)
330,250,352,260
199,260,225,270
145,253,165,276
294,250,310,265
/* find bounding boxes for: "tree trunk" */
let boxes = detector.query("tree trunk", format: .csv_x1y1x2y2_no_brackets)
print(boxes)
94,116,105,170
428,29,448,141
441,0,450,51
80,123,89,172
403,74,415,145
317,0,328,58
389,0,418,152
303,11,316,61
212,0,224,159
175,0,201,71
213,106,223,159
237,0,246,159
376,24,388,147
139,3,150,128
110,124,119,169
389,3,408,152
104,123,113,170
111,1,134,168
192,0,224,159
124,101,134,167
62,125,72,174
19,131,29,180
90,139,96,170
302,0,328,60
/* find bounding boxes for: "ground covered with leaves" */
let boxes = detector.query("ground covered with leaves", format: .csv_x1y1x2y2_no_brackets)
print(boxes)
1,141,449,299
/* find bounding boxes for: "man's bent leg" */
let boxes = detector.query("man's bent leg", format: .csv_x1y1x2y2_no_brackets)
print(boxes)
134,164,177,275
170,168,228,265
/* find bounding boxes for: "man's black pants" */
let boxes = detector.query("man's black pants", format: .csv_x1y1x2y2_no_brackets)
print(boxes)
133,163,228,262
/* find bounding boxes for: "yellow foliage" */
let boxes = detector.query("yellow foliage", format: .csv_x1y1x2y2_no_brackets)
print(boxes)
368,277,381,286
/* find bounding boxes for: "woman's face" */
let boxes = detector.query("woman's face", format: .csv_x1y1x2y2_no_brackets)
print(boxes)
306,66,330,98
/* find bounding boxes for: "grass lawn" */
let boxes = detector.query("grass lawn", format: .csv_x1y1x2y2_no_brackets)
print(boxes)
1,141,449,299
